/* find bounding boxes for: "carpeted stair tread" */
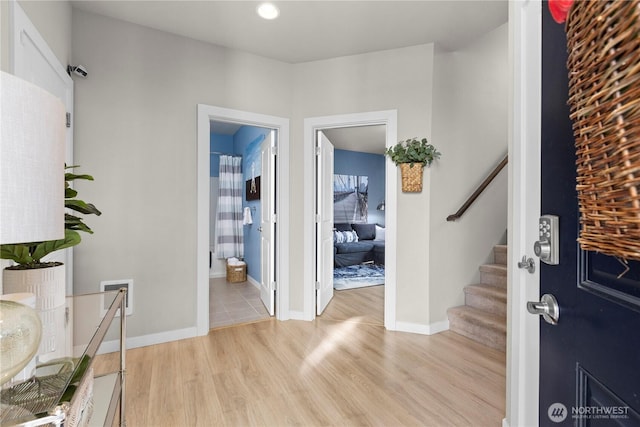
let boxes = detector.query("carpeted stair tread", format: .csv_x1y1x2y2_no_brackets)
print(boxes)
464,284,507,316
465,284,507,300
448,306,506,351
446,244,508,351
493,245,508,265
479,263,507,288
479,264,507,275
447,306,506,332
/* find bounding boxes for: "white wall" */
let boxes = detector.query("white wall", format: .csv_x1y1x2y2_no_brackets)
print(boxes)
291,44,435,323
71,10,292,338
429,24,509,323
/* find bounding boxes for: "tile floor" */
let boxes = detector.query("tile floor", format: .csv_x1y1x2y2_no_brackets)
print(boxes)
209,277,270,328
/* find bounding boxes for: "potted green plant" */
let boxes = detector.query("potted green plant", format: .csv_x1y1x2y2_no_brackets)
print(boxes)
385,137,441,192
1,166,101,311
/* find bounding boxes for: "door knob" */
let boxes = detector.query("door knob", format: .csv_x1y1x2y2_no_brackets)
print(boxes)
527,293,559,325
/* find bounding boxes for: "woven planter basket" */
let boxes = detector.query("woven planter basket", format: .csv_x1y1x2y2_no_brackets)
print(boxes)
400,163,424,193
566,0,640,261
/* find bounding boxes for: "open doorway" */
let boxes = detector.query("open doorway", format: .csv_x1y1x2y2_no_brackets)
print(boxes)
303,110,398,328
208,122,273,328
196,105,290,336
317,126,387,323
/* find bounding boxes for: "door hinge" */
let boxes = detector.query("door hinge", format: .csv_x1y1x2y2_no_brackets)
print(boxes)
315,146,321,155
272,281,277,291
66,112,71,128
272,214,277,223
271,145,278,156
315,214,321,223
315,281,320,290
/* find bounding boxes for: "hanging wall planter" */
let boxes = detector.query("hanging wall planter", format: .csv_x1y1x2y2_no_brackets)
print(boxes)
385,137,441,193
399,163,424,193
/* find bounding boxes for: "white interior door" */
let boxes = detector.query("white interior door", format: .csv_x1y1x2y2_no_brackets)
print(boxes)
316,131,334,315
10,1,74,295
260,131,276,316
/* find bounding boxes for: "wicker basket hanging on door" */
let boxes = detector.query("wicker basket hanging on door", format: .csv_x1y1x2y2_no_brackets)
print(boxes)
566,0,640,261
400,163,424,193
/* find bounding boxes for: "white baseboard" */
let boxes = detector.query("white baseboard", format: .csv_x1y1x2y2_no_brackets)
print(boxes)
209,272,226,279
427,320,450,334
89,326,198,355
247,275,260,289
395,320,449,335
288,310,311,321
502,418,509,427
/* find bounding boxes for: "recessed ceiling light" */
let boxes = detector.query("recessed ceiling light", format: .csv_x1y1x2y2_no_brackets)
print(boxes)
257,3,279,20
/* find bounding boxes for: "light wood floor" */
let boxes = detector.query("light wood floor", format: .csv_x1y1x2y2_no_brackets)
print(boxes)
95,286,506,426
320,285,384,326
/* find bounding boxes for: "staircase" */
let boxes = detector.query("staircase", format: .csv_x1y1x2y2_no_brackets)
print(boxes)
447,245,507,352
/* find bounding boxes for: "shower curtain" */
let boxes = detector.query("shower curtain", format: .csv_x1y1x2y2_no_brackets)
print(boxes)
215,155,244,259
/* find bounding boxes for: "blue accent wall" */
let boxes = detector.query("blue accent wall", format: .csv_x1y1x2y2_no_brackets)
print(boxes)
334,149,386,226
235,126,269,281
210,133,234,177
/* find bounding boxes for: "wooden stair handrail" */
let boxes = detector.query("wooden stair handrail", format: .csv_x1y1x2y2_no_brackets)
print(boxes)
446,154,508,222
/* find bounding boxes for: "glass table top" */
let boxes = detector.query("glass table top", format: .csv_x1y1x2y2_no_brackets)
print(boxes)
0,290,124,425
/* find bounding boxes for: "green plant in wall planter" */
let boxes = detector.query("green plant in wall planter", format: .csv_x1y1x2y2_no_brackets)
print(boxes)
385,137,441,192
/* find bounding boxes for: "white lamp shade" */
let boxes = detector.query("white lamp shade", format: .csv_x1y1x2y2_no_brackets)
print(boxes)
0,71,65,244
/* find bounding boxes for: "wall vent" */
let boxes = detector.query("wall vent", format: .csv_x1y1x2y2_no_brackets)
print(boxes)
100,279,133,317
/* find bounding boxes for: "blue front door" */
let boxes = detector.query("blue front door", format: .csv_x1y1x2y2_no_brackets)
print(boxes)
540,2,640,425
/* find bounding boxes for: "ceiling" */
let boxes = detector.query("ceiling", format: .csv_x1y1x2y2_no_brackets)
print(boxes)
210,121,385,154
210,121,243,135
322,125,386,155
71,1,508,64
95,1,507,153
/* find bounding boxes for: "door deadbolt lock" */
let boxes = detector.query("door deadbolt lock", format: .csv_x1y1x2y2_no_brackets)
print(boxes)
534,215,559,265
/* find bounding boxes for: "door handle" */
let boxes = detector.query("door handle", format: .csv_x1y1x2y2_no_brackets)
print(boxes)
258,226,263,232
527,293,559,325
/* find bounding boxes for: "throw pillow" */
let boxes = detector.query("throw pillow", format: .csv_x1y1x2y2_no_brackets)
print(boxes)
374,225,386,241
334,230,359,243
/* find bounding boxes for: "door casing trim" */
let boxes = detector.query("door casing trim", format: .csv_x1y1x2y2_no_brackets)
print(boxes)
506,1,541,425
